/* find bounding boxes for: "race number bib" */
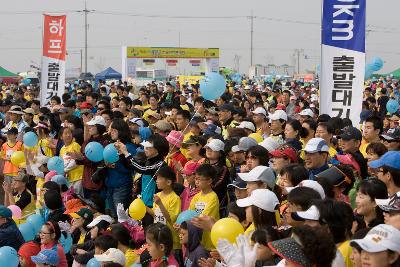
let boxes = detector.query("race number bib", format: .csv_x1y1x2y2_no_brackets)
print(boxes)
154,208,166,224
194,202,206,214
6,149,13,160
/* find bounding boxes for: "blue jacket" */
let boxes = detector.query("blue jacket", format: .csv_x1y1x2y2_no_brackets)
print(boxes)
0,219,24,250
106,142,137,188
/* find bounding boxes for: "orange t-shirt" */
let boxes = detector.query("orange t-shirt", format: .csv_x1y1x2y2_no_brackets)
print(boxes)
2,141,23,175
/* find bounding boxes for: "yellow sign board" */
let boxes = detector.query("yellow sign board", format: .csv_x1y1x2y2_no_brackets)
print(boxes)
126,47,219,59
178,75,204,88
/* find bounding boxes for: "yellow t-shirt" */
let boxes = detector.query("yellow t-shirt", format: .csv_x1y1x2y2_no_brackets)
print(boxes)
338,240,353,267
244,223,256,236
189,190,220,250
359,140,369,158
125,249,138,267
14,189,35,225
152,191,182,249
60,142,84,182
78,233,86,244
181,131,193,159
329,146,338,158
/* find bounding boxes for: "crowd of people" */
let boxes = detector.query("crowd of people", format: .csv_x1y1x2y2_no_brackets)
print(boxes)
0,76,399,267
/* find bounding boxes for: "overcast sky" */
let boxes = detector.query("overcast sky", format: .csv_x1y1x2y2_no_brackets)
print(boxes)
1,0,399,75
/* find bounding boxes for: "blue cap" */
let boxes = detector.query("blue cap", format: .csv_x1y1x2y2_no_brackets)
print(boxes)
0,205,12,218
31,249,59,266
369,151,400,169
203,124,222,136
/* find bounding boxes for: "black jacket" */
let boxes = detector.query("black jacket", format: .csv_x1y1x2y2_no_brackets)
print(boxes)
0,219,24,250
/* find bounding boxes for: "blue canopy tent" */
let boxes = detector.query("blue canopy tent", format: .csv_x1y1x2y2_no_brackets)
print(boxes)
94,67,122,82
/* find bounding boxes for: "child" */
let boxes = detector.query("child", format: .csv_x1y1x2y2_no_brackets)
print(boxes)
165,130,188,184
227,202,250,230
94,235,118,255
180,161,201,211
110,223,139,267
145,222,179,267
251,229,281,267
31,249,60,267
189,164,220,250
59,127,84,196
146,166,181,263
179,221,209,267
1,127,23,206
350,224,400,267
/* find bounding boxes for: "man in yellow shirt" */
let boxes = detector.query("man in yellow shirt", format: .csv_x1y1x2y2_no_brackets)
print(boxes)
360,116,383,157
147,166,181,250
189,164,220,250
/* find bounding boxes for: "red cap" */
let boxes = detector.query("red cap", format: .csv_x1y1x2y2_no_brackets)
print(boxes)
335,154,361,173
18,241,41,267
270,146,298,162
80,102,93,109
183,161,201,176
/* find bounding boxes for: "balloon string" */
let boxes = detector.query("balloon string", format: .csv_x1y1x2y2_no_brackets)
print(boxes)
140,107,201,198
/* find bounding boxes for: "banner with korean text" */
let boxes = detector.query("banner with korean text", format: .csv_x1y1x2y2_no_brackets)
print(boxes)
40,15,66,105
320,0,365,123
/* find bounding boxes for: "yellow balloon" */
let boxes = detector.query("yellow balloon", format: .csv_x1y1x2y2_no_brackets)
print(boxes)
210,218,244,247
11,151,25,166
129,198,146,220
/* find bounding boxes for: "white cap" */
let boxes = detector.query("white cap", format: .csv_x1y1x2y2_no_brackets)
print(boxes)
237,189,279,212
141,141,154,148
94,248,126,266
299,109,314,117
259,137,280,152
237,121,256,132
270,110,288,121
231,137,258,153
291,205,320,221
252,107,267,118
205,139,225,152
350,224,400,253
304,138,329,153
129,118,144,127
286,180,325,199
238,166,276,189
87,215,114,228
87,116,106,126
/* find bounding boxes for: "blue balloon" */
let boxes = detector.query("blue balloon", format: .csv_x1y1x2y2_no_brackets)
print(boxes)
103,144,119,163
176,210,199,224
371,57,383,71
386,99,399,114
87,258,101,267
26,214,44,233
22,78,31,86
59,232,73,253
23,132,38,147
200,72,227,101
47,156,64,175
0,246,19,267
85,142,104,162
18,222,36,242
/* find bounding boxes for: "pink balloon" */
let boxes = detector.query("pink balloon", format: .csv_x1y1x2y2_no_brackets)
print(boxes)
8,205,22,219
45,170,58,182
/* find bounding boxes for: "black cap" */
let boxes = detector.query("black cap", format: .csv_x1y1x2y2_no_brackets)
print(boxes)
228,178,247,189
6,127,18,135
381,128,400,141
339,126,362,141
315,166,351,187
